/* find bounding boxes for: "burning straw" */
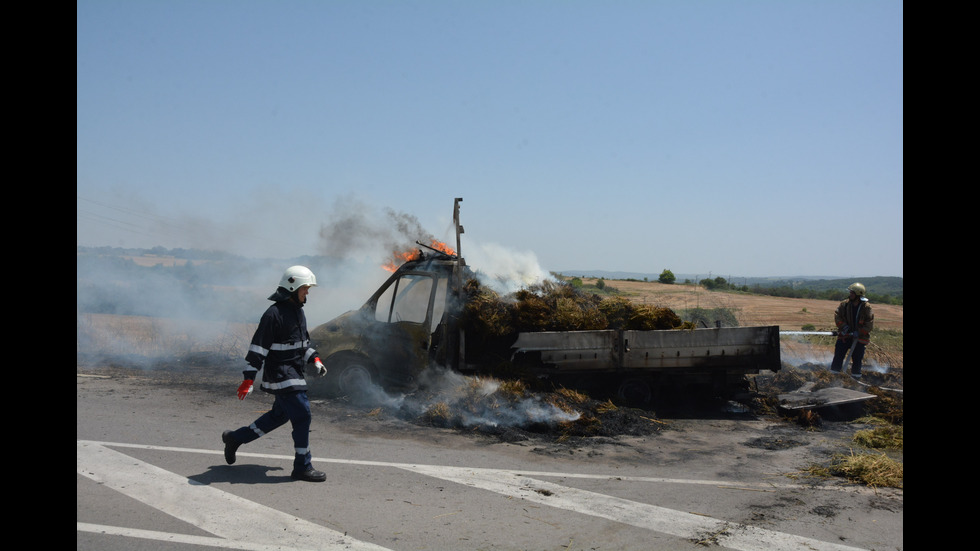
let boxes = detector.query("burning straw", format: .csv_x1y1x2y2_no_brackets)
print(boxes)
360,365,666,441
461,279,690,337
409,373,582,432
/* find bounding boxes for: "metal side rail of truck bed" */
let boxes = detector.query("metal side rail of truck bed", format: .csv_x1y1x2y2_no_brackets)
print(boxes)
508,326,781,401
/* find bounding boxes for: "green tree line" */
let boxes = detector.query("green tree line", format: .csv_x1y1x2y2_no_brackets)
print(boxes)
695,276,902,305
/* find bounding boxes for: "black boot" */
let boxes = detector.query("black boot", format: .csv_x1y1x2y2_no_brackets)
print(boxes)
222,431,241,465
291,467,327,482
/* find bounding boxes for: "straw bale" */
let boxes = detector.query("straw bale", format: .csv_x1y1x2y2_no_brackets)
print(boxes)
512,288,553,332
461,280,513,337
461,278,684,337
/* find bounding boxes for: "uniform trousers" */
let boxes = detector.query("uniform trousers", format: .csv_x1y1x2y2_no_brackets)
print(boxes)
230,389,313,471
830,338,866,376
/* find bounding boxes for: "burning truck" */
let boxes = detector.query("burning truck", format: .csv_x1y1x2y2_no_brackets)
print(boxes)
308,198,781,405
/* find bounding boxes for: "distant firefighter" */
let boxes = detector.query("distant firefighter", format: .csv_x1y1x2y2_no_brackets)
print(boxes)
830,283,874,379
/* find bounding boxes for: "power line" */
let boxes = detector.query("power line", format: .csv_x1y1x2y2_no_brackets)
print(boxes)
76,195,186,241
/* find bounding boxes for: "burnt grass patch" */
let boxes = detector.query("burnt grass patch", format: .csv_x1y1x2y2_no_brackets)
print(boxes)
355,377,672,445
338,357,905,452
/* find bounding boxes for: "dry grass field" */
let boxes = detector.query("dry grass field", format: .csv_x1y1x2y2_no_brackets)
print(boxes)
593,278,903,333
76,313,256,361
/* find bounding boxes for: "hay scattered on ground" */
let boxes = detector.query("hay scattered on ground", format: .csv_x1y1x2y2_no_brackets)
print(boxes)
804,450,904,489
753,362,904,488
852,423,903,450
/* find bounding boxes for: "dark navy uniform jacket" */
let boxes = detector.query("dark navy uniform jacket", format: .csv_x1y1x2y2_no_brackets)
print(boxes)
244,299,318,394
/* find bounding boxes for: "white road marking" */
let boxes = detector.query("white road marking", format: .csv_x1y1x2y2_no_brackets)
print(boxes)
76,441,392,551
76,523,354,551
78,440,869,551
403,464,867,551
86,440,848,491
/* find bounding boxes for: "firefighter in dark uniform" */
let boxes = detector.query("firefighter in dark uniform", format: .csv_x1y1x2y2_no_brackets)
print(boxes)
222,265,328,482
830,282,874,379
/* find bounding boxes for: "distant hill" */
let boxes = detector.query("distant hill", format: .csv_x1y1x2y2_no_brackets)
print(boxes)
557,270,899,285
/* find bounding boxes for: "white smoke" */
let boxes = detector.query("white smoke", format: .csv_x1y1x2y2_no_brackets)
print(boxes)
330,364,582,429
464,242,553,295
313,195,553,297
77,193,554,377
779,335,886,373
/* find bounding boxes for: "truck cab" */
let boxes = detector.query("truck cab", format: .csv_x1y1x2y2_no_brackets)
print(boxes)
308,251,469,398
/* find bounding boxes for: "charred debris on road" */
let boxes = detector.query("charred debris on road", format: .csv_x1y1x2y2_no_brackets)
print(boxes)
77,278,903,441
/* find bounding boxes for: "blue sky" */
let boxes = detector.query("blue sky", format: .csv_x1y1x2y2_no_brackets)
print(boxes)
77,1,903,279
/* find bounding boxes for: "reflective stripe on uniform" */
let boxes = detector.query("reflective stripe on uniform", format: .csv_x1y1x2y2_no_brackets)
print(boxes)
261,378,307,391
250,340,309,356
269,340,310,351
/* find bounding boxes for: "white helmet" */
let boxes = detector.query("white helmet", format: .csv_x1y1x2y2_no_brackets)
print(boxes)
278,265,317,291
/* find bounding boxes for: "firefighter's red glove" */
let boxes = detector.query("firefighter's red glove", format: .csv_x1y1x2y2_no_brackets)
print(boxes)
313,357,327,377
237,380,254,400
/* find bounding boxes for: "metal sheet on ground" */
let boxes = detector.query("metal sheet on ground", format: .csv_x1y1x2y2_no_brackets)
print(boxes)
778,386,877,410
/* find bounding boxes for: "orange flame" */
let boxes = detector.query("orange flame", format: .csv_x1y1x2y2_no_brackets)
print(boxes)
430,239,455,255
382,249,419,272
381,240,455,272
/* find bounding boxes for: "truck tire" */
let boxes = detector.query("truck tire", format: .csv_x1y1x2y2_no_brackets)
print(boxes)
617,377,653,407
326,357,377,401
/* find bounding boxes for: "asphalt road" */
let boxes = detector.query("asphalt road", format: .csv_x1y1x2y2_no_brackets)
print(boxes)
77,366,902,551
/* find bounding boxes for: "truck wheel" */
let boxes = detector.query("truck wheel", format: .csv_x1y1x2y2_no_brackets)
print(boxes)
617,378,652,407
327,358,376,400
